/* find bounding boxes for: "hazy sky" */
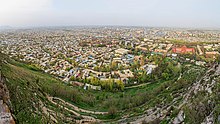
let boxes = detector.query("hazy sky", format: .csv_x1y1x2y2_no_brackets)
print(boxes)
0,0,220,28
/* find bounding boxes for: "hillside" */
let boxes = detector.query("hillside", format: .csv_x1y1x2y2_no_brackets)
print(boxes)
0,52,220,124
0,53,102,123
0,69,15,124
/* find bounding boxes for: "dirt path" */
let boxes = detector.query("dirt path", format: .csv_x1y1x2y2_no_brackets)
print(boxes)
125,82,150,89
39,100,58,123
46,96,101,123
47,96,108,115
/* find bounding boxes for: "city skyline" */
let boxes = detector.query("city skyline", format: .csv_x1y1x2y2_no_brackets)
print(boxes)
0,0,220,28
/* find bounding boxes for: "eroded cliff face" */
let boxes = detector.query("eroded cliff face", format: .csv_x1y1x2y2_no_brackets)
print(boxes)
0,71,15,124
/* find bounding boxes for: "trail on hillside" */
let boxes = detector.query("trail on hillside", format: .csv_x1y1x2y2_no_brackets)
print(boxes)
45,95,108,123
117,64,220,124
47,96,108,115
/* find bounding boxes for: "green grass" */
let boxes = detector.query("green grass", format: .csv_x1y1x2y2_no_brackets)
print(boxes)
1,53,175,121
1,53,213,123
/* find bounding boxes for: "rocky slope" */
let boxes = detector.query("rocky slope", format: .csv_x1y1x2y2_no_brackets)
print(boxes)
0,70,15,124
117,63,220,124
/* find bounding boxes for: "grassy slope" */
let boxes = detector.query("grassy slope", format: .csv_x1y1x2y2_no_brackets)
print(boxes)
1,54,52,123
1,53,179,122
1,54,79,123
2,52,218,123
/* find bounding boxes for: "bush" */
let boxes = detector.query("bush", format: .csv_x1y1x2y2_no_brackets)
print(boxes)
108,106,117,118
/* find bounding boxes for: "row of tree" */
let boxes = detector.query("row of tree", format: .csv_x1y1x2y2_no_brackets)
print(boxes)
70,76,124,91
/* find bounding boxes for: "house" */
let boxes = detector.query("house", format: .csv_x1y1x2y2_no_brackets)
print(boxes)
197,45,203,55
172,46,195,54
114,69,134,79
151,52,163,55
204,45,213,50
154,49,167,54
134,55,142,61
115,48,130,55
135,44,149,51
196,61,206,66
84,83,101,90
113,57,122,63
171,53,177,59
205,51,220,59
70,81,84,87
166,44,173,51
125,54,134,63
140,64,158,75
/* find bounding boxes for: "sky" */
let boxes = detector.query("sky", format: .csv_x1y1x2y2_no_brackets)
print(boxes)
0,0,220,28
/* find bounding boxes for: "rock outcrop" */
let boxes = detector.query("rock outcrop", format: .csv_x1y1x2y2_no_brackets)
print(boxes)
0,70,15,124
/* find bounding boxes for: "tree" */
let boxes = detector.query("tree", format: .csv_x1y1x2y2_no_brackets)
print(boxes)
140,55,145,66
115,80,124,91
108,106,117,118
90,77,99,85
36,78,39,84
111,61,117,70
108,79,114,91
94,66,99,71
162,72,170,80
84,64,88,69
69,76,75,81
131,61,140,70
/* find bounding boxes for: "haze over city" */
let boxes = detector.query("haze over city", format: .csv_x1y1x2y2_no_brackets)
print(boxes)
0,0,220,28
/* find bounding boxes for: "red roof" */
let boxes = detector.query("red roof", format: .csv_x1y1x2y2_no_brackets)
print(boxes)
172,46,195,53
